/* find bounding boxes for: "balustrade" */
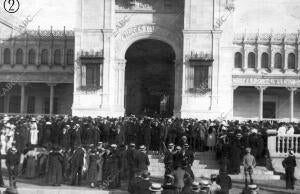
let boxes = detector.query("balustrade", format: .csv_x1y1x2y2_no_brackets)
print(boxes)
268,135,300,157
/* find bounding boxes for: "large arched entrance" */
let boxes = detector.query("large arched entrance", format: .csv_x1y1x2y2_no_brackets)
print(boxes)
125,39,176,117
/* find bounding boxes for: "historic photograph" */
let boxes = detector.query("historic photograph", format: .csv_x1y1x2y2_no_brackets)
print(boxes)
0,0,299,193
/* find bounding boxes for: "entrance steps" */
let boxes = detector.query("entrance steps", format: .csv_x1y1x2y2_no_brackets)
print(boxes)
148,152,280,180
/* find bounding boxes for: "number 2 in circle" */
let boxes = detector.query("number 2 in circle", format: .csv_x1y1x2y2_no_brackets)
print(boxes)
4,0,20,13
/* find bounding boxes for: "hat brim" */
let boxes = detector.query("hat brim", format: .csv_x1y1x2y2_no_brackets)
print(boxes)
149,187,163,192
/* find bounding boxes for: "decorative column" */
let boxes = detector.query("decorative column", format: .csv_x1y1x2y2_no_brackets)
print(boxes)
270,46,275,72
19,83,27,114
242,47,248,71
114,59,126,111
283,45,289,72
257,46,262,70
48,83,56,115
297,39,300,72
256,86,267,120
232,86,239,119
288,87,297,122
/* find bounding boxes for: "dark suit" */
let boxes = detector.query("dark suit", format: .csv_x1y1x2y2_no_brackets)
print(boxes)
135,151,150,173
70,148,85,185
135,179,151,194
282,155,297,189
216,173,232,194
162,185,177,194
164,150,174,175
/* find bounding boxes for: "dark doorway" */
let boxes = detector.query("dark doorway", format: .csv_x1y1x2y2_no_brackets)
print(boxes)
125,39,175,117
263,101,276,118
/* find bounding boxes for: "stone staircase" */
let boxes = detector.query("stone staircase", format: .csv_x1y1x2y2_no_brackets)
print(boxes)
148,152,280,180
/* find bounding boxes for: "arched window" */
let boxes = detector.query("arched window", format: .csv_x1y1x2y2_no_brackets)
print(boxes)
16,49,23,64
261,52,269,68
274,53,282,69
248,52,255,68
41,49,48,65
54,49,61,65
234,52,242,68
4,48,11,64
67,49,74,65
28,49,36,65
288,53,296,69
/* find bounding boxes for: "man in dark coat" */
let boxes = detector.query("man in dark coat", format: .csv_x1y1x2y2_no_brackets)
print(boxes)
135,145,150,173
216,169,232,194
70,146,85,185
70,124,82,148
129,171,143,194
181,144,194,180
103,144,121,189
6,143,20,188
229,138,242,174
164,143,175,176
282,149,297,189
127,143,138,192
134,171,151,194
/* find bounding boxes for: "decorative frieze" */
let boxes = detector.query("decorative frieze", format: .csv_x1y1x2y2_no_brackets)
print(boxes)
232,76,300,87
115,0,183,13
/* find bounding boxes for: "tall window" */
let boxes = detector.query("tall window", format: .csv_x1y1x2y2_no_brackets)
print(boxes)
86,64,100,87
248,52,256,68
67,49,74,65
41,49,48,65
274,53,282,69
261,52,269,68
4,48,11,64
9,95,20,113
28,49,36,64
194,66,209,89
27,96,35,114
288,53,296,69
43,97,58,114
234,52,242,68
16,49,23,64
54,49,61,65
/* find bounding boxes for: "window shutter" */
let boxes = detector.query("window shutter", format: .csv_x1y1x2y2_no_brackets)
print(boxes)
81,64,86,86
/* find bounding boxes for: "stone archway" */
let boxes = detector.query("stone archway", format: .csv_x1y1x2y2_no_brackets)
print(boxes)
112,24,183,116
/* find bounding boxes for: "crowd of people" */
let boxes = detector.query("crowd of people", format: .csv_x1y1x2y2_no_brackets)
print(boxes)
0,114,297,193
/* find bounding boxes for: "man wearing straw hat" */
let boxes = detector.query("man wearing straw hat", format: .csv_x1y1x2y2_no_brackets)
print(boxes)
282,148,297,189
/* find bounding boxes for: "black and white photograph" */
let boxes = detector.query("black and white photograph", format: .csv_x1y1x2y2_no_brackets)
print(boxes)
0,0,299,193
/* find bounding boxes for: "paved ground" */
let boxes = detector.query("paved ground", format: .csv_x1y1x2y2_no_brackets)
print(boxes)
0,176,297,194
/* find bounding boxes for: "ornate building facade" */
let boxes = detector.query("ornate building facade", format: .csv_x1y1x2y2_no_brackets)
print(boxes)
1,0,300,121
0,28,74,115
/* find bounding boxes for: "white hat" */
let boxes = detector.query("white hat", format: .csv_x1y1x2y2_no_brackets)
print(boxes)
46,122,52,125
251,128,258,134
200,180,210,187
31,117,36,122
149,183,163,192
248,184,258,190
221,126,227,131
111,144,117,148
221,121,228,126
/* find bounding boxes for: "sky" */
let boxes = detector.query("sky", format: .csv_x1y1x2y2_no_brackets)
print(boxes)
0,0,300,32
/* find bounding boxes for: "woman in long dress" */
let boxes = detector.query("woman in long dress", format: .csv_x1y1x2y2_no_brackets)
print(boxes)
24,146,38,178
46,146,64,186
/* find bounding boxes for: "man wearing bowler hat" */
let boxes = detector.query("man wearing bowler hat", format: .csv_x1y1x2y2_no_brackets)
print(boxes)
164,143,175,176
282,148,297,189
135,145,150,173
